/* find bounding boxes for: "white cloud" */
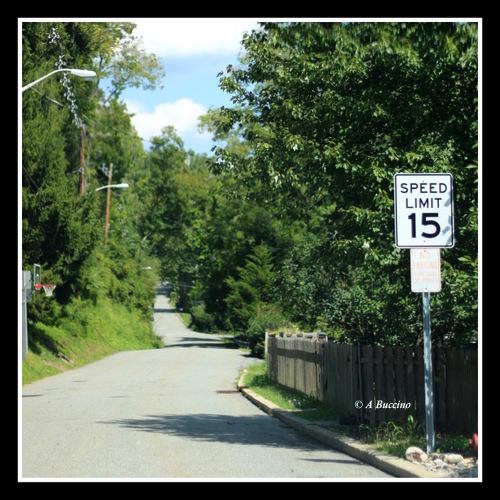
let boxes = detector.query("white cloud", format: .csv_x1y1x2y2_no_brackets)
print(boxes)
131,18,261,58
119,18,263,154
126,97,211,146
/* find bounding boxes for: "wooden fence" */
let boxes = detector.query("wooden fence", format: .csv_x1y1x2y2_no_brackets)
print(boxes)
267,334,478,432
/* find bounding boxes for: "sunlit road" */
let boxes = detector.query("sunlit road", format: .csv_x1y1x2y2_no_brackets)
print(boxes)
21,284,392,480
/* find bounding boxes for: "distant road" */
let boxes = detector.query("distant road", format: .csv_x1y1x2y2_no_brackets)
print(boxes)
21,284,392,480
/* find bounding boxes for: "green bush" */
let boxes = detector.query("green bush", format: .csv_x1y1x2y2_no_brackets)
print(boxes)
190,303,214,332
169,290,178,309
246,304,289,357
57,296,99,337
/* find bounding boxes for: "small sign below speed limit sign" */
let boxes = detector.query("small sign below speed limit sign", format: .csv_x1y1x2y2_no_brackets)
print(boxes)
394,173,454,248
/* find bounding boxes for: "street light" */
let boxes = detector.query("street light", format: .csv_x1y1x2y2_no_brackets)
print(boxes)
95,183,129,192
95,164,129,246
22,68,97,93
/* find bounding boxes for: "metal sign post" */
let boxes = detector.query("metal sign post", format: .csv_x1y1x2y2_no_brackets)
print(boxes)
394,173,454,455
422,291,435,454
410,248,440,454
22,270,31,362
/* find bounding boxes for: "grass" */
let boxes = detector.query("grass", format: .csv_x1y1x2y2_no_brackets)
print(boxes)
344,419,475,458
178,312,192,327
22,295,163,386
23,306,476,461
242,361,476,459
243,363,340,417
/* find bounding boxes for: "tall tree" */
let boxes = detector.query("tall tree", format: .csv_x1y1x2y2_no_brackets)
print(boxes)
22,21,164,317
210,22,479,346
92,21,165,103
143,126,213,308
225,243,275,331
22,22,102,303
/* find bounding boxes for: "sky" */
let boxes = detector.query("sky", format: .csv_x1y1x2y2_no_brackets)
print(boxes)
113,19,262,156
21,17,481,157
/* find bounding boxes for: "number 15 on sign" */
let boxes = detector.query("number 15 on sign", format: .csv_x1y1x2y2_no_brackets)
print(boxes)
394,173,454,248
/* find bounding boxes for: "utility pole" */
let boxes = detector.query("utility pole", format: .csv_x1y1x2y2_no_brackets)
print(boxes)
104,163,113,247
79,125,85,196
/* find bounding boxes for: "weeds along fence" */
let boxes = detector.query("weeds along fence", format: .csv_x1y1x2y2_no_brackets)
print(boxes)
266,333,478,432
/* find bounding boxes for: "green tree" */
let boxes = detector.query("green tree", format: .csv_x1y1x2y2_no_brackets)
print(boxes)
22,21,163,325
225,243,275,331
143,126,213,309
22,22,102,303
93,21,165,103
211,22,478,346
193,171,285,329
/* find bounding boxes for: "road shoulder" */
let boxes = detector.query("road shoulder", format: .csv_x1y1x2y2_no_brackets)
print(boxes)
237,372,444,479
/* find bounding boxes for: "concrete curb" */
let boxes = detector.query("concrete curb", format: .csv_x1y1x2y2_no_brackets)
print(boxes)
237,373,444,479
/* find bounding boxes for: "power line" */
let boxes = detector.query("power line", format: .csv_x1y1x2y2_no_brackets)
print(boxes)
164,281,196,289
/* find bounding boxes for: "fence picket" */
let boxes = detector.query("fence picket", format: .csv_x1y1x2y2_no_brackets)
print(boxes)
433,347,447,426
414,347,426,425
373,346,384,423
267,336,477,432
403,347,416,422
393,346,405,424
383,346,395,423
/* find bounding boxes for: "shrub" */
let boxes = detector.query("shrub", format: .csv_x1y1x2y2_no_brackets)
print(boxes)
190,303,214,332
246,304,289,357
169,290,178,309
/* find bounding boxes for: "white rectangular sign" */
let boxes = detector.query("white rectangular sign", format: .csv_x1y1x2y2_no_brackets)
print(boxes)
410,248,441,293
394,173,454,248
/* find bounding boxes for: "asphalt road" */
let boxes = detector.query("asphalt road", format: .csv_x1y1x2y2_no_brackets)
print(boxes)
21,284,392,480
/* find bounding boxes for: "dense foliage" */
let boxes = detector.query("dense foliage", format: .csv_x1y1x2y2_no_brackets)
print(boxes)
208,22,479,349
22,22,163,333
22,21,479,361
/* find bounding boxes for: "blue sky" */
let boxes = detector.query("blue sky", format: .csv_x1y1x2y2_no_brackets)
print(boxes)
115,19,262,156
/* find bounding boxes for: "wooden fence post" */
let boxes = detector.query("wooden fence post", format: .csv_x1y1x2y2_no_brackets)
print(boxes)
266,337,477,432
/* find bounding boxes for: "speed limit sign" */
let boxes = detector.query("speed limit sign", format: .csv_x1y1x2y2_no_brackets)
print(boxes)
394,173,454,248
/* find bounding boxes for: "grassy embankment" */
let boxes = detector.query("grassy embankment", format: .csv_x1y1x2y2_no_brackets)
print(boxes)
22,295,163,386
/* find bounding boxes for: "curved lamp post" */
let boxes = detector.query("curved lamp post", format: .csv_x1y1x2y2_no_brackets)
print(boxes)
22,68,97,93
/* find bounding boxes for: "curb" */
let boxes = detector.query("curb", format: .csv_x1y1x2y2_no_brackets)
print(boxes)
237,373,444,479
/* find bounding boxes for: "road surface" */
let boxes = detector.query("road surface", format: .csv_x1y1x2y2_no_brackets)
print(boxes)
21,284,392,480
